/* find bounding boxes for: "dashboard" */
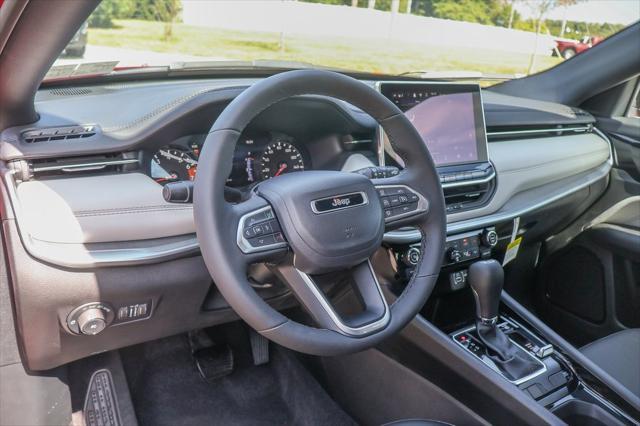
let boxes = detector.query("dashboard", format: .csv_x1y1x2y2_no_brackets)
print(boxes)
0,76,613,371
150,131,309,187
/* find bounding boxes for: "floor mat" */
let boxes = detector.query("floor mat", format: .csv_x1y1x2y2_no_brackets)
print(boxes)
120,332,356,426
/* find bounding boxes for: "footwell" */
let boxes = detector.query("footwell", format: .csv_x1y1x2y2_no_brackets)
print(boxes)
120,332,356,426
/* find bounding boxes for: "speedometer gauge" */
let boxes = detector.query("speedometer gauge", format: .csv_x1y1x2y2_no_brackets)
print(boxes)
152,148,198,182
259,140,305,180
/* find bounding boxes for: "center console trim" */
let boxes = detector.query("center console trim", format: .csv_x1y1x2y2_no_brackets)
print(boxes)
451,317,548,386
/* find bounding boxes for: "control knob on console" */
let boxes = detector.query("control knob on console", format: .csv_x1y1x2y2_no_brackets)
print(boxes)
67,302,115,335
447,247,463,263
481,229,499,247
77,308,107,335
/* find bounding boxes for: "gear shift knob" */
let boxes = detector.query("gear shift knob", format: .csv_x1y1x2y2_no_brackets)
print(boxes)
468,260,504,322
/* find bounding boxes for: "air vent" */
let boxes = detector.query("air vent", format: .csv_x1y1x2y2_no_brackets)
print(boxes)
49,87,93,96
28,152,139,178
444,180,495,213
22,125,99,143
486,124,593,142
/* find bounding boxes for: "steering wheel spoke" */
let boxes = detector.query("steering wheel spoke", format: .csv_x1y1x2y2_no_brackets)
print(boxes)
372,178,430,229
233,193,289,263
272,260,390,337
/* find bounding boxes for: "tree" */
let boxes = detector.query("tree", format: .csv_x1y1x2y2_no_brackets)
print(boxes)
154,0,181,40
88,0,121,28
525,0,572,73
424,0,515,26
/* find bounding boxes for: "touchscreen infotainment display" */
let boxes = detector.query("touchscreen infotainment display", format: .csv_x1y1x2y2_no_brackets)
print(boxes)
378,82,488,167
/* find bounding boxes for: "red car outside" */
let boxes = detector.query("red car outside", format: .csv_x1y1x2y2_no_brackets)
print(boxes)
556,35,604,59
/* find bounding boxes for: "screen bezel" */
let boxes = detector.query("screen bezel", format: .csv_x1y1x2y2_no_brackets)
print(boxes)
375,81,489,168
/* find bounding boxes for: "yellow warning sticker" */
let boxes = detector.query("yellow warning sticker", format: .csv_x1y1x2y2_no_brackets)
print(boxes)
503,236,522,266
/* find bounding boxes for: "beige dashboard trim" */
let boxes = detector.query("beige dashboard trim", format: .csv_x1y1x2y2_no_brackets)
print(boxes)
1,129,613,269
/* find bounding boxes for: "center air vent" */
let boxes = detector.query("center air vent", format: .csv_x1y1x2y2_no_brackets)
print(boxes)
444,180,495,213
22,125,99,143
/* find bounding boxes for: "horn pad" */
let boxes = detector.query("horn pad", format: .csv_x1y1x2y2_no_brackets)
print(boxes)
257,171,384,274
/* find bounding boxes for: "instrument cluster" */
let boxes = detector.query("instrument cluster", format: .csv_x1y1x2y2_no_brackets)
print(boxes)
150,132,308,187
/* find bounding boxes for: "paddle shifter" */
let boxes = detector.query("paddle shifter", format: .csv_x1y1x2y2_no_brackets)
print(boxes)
468,260,540,378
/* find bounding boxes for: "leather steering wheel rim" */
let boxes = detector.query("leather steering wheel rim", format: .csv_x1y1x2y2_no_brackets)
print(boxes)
194,70,446,356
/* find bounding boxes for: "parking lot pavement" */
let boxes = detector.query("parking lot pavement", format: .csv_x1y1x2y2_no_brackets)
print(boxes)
54,44,224,68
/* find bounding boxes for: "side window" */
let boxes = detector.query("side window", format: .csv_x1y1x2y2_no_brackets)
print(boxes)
627,83,640,118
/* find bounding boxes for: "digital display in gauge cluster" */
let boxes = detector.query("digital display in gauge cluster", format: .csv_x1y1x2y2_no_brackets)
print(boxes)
151,132,306,187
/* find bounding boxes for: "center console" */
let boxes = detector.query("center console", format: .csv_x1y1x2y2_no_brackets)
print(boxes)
444,259,636,425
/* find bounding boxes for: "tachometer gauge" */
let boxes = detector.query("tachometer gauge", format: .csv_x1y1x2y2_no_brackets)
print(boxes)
152,148,198,182
259,140,305,180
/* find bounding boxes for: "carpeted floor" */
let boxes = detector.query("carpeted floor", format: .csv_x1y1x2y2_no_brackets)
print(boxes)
120,329,356,426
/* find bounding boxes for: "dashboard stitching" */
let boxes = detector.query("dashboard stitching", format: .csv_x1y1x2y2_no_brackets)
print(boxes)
74,207,192,217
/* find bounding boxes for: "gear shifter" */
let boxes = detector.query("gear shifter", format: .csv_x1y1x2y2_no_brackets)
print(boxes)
468,259,503,324
468,260,541,379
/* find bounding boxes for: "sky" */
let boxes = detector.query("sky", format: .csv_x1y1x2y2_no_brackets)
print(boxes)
515,0,640,25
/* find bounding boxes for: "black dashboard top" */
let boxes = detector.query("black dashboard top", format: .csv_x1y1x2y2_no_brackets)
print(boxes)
0,78,595,163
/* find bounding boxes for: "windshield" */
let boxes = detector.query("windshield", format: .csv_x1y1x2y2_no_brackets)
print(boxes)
47,0,638,82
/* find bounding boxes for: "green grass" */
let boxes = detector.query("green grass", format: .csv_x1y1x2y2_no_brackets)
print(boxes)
89,19,562,76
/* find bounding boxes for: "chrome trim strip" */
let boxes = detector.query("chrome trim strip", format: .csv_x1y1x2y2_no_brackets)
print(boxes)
310,191,368,214
486,126,591,138
236,206,288,254
592,127,615,167
451,321,548,386
32,158,139,173
295,259,390,337
581,385,638,425
441,169,496,189
479,316,498,325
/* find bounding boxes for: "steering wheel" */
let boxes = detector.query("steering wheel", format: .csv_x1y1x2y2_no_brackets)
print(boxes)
194,70,445,356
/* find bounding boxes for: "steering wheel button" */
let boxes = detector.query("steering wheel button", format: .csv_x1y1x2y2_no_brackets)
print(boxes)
249,235,276,247
262,221,274,234
377,188,388,197
245,209,274,227
381,197,391,208
389,195,401,206
396,202,418,215
270,220,282,233
392,187,407,195
408,193,419,202
273,232,286,243
398,195,409,204
384,209,393,218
